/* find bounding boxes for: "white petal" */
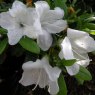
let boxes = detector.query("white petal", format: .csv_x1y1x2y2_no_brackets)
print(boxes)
66,63,80,75
43,20,67,33
26,8,38,25
67,28,89,39
48,81,59,95
9,1,27,17
7,28,23,45
59,50,64,59
23,25,39,39
22,60,43,70
23,10,42,39
42,57,61,81
77,59,90,67
19,69,40,86
37,30,53,51
20,60,44,86
38,69,49,88
0,12,15,30
73,36,95,53
61,37,75,60
34,1,50,17
42,7,64,21
73,51,89,60
71,41,88,54
12,1,26,9
48,67,61,81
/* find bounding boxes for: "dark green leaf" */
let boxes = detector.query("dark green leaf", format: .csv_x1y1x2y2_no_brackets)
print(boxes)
0,28,7,34
0,8,8,12
76,77,84,85
71,0,77,7
75,66,92,81
87,17,95,22
85,23,95,30
0,38,8,54
57,74,67,95
61,59,76,66
79,13,93,21
46,0,51,6
19,37,40,54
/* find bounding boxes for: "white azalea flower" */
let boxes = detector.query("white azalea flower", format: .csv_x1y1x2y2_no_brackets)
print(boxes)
19,57,61,95
0,1,40,45
34,1,67,51
59,28,95,75
67,28,95,53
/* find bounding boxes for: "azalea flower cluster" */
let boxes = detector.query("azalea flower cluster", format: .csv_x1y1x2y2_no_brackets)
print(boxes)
0,0,95,95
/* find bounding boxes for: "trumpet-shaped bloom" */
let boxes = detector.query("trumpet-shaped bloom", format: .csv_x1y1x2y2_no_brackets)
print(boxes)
59,28,95,75
0,1,40,45
34,1,67,51
19,57,61,95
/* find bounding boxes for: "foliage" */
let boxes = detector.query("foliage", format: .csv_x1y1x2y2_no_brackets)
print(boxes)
0,0,95,95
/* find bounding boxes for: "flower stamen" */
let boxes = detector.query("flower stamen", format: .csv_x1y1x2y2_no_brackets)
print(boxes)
32,69,42,91
20,23,24,28
72,49,87,60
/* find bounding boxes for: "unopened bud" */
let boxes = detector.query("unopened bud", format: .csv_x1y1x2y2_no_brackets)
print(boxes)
26,0,32,7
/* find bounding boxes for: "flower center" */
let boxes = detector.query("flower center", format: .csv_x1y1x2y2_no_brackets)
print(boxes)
20,23,24,28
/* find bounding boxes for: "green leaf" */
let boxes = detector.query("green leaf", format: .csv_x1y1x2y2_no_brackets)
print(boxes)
0,9,8,12
76,77,84,85
82,28,91,33
85,23,95,30
61,59,76,66
83,28,95,35
89,30,95,35
57,74,67,95
87,17,95,22
79,13,93,21
54,0,67,8
46,0,51,6
71,0,77,7
0,28,7,34
75,66,92,81
19,37,40,54
0,38,8,54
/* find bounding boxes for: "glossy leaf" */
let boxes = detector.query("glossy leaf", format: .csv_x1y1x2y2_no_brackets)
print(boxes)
85,23,95,30
46,0,51,6
61,59,76,66
0,38,8,54
19,37,40,54
75,66,92,81
76,77,84,85
57,74,67,95
0,28,7,34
